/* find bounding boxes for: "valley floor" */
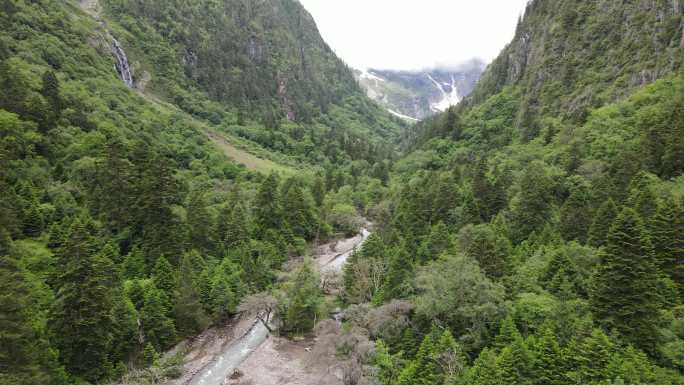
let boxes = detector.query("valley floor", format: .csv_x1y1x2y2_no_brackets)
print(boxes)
172,227,371,385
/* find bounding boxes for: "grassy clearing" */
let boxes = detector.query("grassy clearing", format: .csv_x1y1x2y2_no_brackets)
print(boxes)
205,130,296,175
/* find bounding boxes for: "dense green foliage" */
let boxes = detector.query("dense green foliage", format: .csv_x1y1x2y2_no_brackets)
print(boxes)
1,0,683,384
102,0,405,164
0,0,392,382
337,1,684,384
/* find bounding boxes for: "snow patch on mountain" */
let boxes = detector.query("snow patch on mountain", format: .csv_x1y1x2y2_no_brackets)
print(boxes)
388,108,419,122
360,69,385,83
427,74,461,112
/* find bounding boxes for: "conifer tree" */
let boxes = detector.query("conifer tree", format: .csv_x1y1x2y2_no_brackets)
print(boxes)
496,336,533,384
40,70,62,129
186,190,212,252
122,246,146,279
281,179,318,240
649,197,684,290
22,199,43,237
109,294,138,364
254,172,282,236
626,172,659,222
457,223,510,279
0,255,63,384
564,328,615,383
508,162,554,243
51,216,117,381
98,137,134,233
282,260,322,333
494,315,522,349
541,249,583,297
396,333,437,385
559,176,593,243
398,327,419,359
590,208,660,352
224,201,250,249
531,327,564,385
380,244,414,301
153,256,175,294
141,343,157,367
312,176,325,207
210,258,244,319
587,198,618,248
417,222,452,264
373,340,399,385
462,348,500,385
140,285,176,351
174,252,209,337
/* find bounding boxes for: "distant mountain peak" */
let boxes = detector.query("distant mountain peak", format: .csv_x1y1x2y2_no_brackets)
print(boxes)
355,61,485,121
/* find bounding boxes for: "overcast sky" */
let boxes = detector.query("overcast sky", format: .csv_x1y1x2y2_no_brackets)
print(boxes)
298,0,530,71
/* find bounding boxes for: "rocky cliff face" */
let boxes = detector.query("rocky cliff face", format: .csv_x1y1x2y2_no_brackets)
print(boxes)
355,60,485,121
469,0,684,130
103,0,384,124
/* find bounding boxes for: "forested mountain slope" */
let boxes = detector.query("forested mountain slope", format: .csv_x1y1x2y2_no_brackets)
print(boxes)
0,0,396,383
336,1,684,384
102,0,405,163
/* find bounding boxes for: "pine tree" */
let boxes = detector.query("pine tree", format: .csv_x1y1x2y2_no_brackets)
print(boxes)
380,244,414,301
650,197,684,291
433,330,467,383
109,294,138,364
559,176,593,243
283,260,322,333
530,327,564,385
22,199,43,237
0,255,64,384
40,70,61,129
210,258,244,319
398,327,419,359
141,343,157,367
254,172,282,236
312,176,325,207
174,252,209,337
374,340,398,385
496,336,533,384
457,223,510,279
224,202,250,249
140,285,176,351
565,328,615,383
417,222,452,264
281,179,318,240
186,190,212,252
471,159,506,223
494,315,522,349
396,333,437,385
508,162,554,243
135,150,182,259
122,246,147,279
462,348,500,385
98,136,134,233
541,249,583,297
50,216,117,381
587,198,618,248
626,172,659,222
153,256,175,294
590,208,660,353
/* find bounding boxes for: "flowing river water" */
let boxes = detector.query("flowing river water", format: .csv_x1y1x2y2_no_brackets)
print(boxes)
186,227,371,385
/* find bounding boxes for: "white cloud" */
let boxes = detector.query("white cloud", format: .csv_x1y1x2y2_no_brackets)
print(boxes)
298,0,529,70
